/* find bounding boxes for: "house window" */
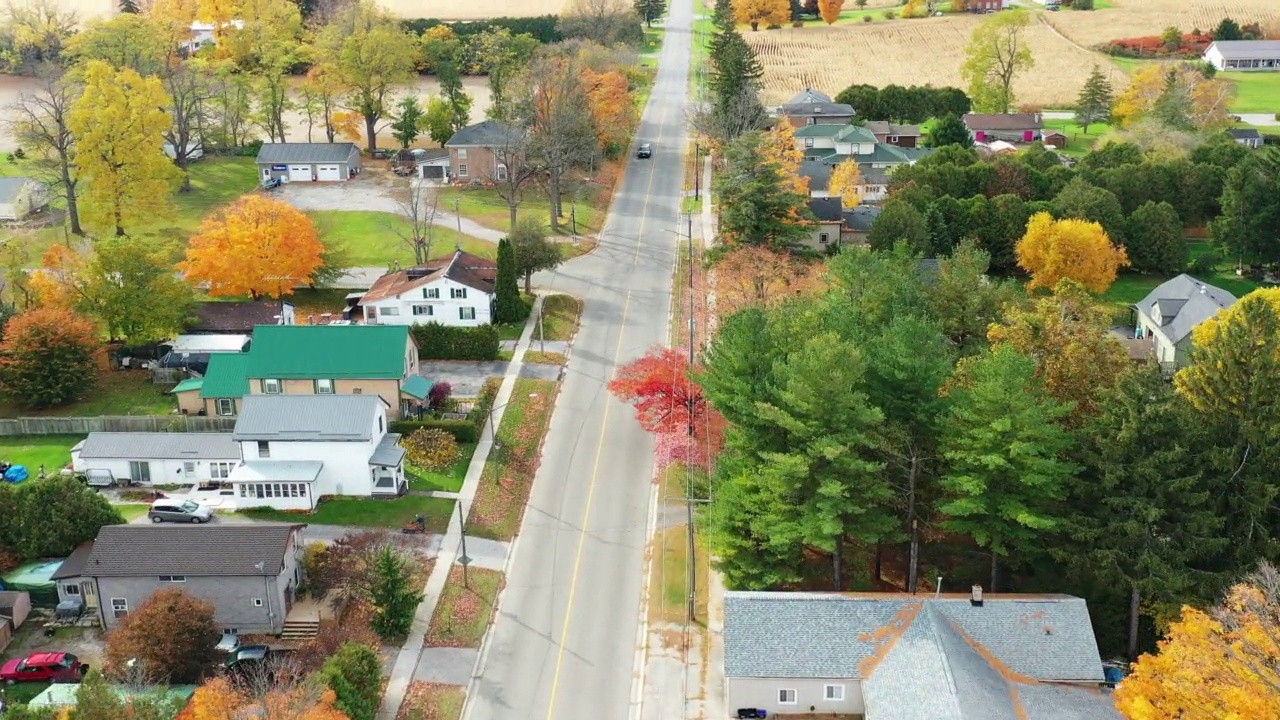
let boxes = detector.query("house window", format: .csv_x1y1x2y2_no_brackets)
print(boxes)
806,117,814,125
778,689,797,705
888,135,899,143
819,233,830,245
353,388,363,394
423,288,440,299
315,378,334,394
158,576,186,583
211,462,234,479
457,148,468,159
257,441,270,458
252,598,264,607
111,598,128,619
412,305,434,316
379,417,384,433
381,307,400,316
451,287,468,299
497,163,508,181
183,461,196,475
262,378,281,394
458,163,468,177
804,137,814,148
460,307,476,321
128,461,151,484
216,398,234,416
824,685,845,702
63,584,80,596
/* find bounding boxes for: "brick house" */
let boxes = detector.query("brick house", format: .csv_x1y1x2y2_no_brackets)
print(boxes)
444,120,524,183
863,121,923,148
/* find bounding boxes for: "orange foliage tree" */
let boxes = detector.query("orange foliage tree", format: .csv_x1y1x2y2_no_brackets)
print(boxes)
733,0,790,30
761,122,809,197
28,244,82,308
827,161,862,208
714,245,825,318
1112,63,1234,130
581,67,636,154
818,0,844,24
180,195,325,299
1016,211,1129,294
181,677,351,720
1116,562,1280,720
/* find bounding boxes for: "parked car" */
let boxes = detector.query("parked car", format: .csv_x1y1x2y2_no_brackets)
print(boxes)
262,176,282,190
215,632,241,655
225,645,297,685
636,142,653,159
1,652,88,684
148,499,213,524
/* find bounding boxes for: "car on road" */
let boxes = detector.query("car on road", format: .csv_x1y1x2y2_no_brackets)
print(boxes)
637,142,653,158
148,498,213,524
1,652,88,684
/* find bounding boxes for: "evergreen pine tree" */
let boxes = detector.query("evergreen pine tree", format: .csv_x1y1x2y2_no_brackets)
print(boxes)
324,642,384,720
1126,200,1188,273
1074,66,1113,134
634,0,667,26
494,237,525,323
369,546,423,640
118,0,140,13
924,203,953,256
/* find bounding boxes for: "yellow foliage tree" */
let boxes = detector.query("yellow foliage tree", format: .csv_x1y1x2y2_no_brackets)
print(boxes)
28,244,82,309
902,0,926,18
1016,211,1129,294
1116,563,1280,720
733,0,790,30
1113,63,1234,130
817,0,844,24
179,195,325,298
331,110,365,143
715,245,826,317
761,122,808,196
196,0,240,45
67,61,181,237
181,677,351,720
827,160,862,208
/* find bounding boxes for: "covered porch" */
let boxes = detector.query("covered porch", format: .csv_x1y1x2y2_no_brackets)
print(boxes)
370,434,407,497
229,461,323,510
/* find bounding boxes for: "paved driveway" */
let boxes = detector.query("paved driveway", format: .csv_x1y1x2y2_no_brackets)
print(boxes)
418,362,561,397
274,179,505,242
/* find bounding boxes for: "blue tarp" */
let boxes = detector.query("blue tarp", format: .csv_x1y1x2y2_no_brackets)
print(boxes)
3,464,28,483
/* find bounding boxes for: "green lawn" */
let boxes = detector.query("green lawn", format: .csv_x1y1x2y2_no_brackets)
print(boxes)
1042,117,1112,158
495,296,535,341
0,372,176,418
116,504,149,522
468,378,558,540
310,210,496,266
536,294,581,342
407,442,476,493
438,186,603,238
0,435,82,472
426,566,503,647
241,495,456,530
0,681,51,707
1219,72,1280,114
642,25,665,54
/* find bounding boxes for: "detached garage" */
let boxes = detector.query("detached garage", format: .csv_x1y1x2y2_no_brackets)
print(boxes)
256,143,362,183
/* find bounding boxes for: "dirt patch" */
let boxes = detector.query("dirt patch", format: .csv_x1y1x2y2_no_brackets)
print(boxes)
3,616,106,670
397,681,465,720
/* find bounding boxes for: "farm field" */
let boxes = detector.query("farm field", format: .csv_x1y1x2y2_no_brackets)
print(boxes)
744,13,1113,108
1044,0,1280,48
374,0,566,19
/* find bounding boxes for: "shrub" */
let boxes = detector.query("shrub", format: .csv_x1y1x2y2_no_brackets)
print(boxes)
400,428,461,471
791,19,803,26
427,380,452,410
882,9,895,19
1073,0,1094,9
323,642,383,720
390,418,478,443
12,148,24,160
104,588,220,684
862,14,871,21
766,23,782,28
410,323,500,361
0,307,100,409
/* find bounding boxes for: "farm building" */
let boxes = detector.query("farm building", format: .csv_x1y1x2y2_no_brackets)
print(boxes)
0,177,51,221
963,113,1043,143
256,143,362,183
1203,40,1280,71
1230,128,1264,148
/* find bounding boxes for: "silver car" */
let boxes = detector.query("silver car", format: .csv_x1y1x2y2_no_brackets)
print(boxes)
148,499,213,524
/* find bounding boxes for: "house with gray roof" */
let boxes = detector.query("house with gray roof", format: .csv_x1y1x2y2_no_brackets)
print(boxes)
71,432,241,486
1203,39,1280,71
255,142,361,183
0,176,51,221
1229,128,1263,149
1131,274,1237,368
795,126,928,204
60,525,304,634
444,120,524,183
228,394,406,510
723,590,1121,719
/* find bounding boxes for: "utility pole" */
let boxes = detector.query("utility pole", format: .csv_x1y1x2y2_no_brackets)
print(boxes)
685,212,697,625
457,501,471,590
538,299,545,354
694,142,700,201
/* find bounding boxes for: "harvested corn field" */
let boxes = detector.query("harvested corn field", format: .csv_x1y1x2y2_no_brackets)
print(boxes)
1045,0,1280,49
744,14,1119,109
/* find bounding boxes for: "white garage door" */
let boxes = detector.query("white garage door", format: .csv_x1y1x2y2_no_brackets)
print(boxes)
317,165,342,182
288,164,312,182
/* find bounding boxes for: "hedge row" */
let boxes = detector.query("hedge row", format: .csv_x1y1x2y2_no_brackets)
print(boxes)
411,323,500,361
390,377,502,444
401,15,562,44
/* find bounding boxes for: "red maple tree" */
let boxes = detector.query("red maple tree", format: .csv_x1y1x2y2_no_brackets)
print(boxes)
610,346,725,473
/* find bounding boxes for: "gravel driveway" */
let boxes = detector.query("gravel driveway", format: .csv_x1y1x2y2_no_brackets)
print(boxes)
274,179,505,242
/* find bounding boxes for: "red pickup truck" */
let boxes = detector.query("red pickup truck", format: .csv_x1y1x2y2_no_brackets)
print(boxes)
1,652,88,684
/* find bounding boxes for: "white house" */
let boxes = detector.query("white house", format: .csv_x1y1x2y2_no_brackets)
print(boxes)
71,433,241,486
1131,274,1237,368
0,177,51,221
1203,40,1280,71
723,590,1121,719
228,394,406,511
359,248,498,327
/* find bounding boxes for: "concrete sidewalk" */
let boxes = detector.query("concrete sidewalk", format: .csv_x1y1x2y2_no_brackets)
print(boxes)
377,295,547,720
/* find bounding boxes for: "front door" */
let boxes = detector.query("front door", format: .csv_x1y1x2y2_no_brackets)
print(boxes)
81,580,97,610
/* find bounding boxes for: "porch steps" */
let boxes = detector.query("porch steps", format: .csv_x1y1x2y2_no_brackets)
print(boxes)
280,618,320,641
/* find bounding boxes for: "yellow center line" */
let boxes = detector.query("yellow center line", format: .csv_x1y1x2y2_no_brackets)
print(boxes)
542,74,675,720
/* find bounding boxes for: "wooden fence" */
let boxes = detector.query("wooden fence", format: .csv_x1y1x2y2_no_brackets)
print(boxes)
0,415,237,436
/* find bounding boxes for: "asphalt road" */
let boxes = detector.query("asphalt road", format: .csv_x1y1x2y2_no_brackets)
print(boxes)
462,1,692,718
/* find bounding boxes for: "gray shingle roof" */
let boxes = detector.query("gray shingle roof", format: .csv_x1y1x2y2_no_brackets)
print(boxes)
781,102,856,118
809,197,843,222
1230,128,1262,140
1134,274,1237,345
86,525,299,577
844,205,881,232
370,433,406,467
963,113,1044,131
255,143,358,164
864,120,922,137
723,591,1105,681
51,542,95,581
799,160,832,192
78,432,240,460
233,395,383,441
445,120,522,148
1208,40,1280,59
0,176,40,203
788,88,833,104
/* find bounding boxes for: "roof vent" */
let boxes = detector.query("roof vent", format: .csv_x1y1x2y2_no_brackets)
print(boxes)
970,585,984,607
406,268,428,279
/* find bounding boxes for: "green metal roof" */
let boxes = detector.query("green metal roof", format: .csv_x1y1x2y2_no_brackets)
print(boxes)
199,352,251,399
836,125,879,144
794,124,847,138
246,325,410,380
171,377,203,394
803,148,839,161
401,375,433,400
